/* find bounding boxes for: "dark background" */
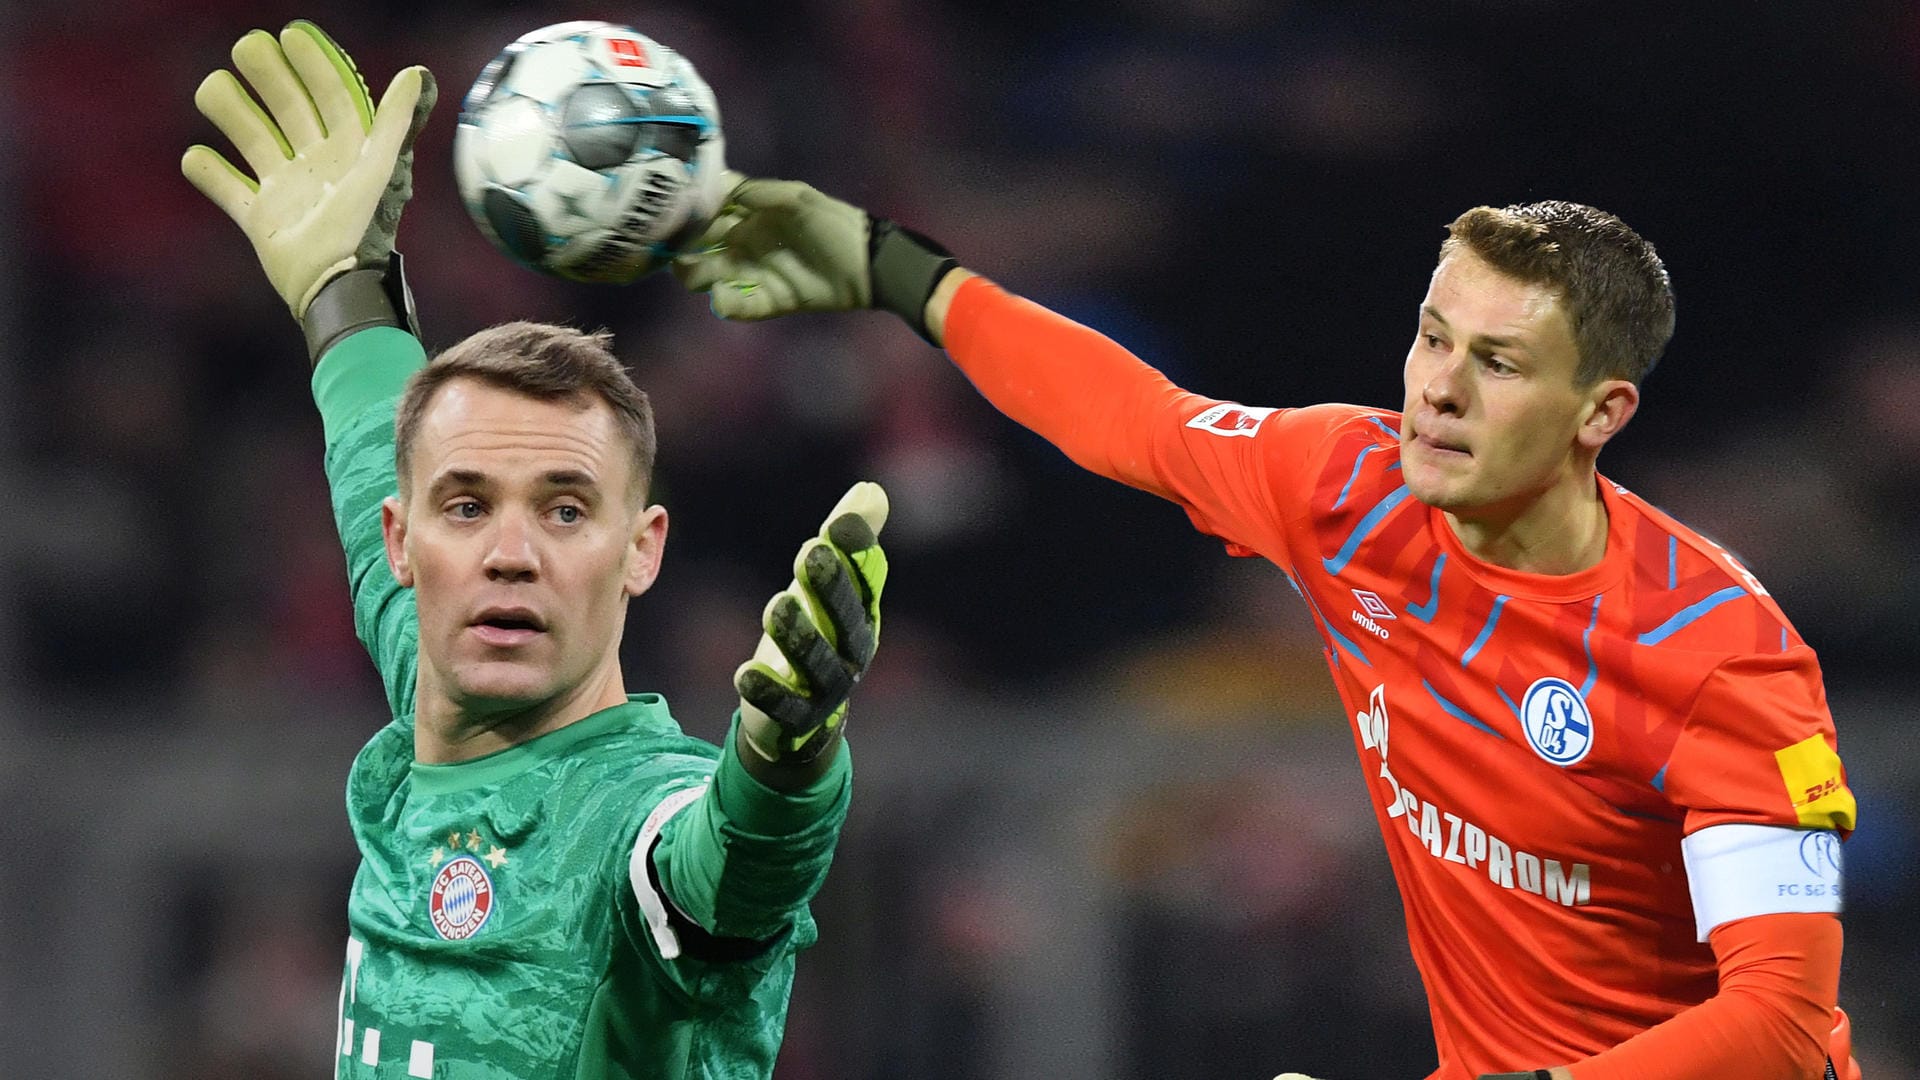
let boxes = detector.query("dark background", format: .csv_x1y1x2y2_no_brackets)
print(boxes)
2,2,1914,1077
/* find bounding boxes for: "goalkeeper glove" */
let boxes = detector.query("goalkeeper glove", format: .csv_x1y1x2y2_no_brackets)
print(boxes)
673,177,957,342
181,21,435,357
735,482,889,779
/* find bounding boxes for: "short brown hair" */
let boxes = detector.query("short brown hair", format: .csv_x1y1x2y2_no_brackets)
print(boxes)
1441,202,1675,386
395,321,656,501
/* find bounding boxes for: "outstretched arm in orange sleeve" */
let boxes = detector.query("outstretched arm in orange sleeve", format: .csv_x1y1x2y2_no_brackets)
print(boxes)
1479,912,1845,1080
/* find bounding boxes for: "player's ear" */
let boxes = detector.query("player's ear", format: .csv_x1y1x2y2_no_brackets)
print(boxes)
1576,379,1639,452
382,496,415,587
624,504,668,598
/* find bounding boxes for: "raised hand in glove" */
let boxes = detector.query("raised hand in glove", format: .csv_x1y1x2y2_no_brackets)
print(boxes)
734,482,889,786
673,177,957,342
182,21,434,353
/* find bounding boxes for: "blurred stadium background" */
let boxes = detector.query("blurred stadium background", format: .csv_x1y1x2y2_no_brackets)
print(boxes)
3,1,1916,1077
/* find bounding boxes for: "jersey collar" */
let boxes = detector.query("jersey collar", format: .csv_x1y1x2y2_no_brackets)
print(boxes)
407,693,672,795
1427,475,1632,603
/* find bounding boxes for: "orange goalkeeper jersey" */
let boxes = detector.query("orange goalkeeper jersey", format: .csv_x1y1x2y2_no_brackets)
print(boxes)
942,278,1856,1078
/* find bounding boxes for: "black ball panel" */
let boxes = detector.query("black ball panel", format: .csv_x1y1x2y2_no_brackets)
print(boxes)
481,188,547,263
560,83,643,171
647,123,701,163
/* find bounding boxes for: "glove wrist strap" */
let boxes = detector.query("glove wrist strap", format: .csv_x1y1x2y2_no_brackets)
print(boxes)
734,713,844,792
868,217,957,345
301,252,422,364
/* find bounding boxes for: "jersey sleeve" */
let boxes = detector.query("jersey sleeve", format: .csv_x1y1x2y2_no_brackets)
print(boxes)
941,277,1354,565
1564,912,1841,1080
1661,649,1856,837
311,327,428,718
1662,650,1855,938
623,716,852,999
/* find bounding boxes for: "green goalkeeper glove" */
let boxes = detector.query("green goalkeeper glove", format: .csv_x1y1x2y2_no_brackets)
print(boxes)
182,21,434,354
673,177,957,342
735,482,889,782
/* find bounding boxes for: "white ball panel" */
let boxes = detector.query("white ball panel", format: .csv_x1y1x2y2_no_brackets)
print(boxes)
550,226,654,284
501,40,590,105
515,20,614,46
671,53,721,125
473,96,554,186
687,134,731,223
528,160,619,241
452,120,486,202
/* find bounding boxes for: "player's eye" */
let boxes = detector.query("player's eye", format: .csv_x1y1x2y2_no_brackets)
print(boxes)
1483,355,1517,375
551,504,584,525
451,500,483,519
1422,333,1445,350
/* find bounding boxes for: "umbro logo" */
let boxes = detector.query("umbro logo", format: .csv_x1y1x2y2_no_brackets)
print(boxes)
1349,589,1394,639
1352,589,1396,620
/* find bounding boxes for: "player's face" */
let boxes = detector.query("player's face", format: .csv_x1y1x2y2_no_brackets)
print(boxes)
1400,251,1607,519
386,379,666,714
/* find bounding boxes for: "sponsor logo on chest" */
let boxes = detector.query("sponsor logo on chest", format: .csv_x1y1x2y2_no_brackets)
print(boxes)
1355,684,1593,907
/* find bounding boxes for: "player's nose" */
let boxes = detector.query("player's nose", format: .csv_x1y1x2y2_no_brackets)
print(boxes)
482,510,540,582
1422,350,1469,413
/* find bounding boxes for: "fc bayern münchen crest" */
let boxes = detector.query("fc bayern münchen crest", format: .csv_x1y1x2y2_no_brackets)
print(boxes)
429,855,495,940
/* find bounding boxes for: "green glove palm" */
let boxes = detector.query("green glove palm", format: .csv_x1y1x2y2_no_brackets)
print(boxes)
736,482,890,764
181,21,435,319
675,176,956,340
673,177,873,320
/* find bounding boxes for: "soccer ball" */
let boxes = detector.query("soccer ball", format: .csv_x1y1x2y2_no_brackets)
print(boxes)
453,21,728,283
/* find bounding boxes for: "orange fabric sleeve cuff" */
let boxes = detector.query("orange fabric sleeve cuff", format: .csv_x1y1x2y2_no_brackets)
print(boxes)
1565,912,1840,1080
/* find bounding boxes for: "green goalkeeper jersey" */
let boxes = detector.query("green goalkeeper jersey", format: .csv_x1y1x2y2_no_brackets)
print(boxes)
314,328,851,1080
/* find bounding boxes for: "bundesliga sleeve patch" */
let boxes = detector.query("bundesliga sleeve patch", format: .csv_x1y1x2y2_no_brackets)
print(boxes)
1774,734,1857,831
1680,823,1842,941
1185,403,1276,438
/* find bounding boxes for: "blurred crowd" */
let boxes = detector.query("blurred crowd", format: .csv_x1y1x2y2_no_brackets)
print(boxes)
4,1,1916,1077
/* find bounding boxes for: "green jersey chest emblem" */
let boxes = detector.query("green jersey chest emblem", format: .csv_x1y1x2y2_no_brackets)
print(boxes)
424,827,510,940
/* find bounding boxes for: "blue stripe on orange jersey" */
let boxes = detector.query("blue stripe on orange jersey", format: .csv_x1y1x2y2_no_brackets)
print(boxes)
1323,484,1412,575
1424,679,1505,739
1300,581,1371,668
1580,594,1603,696
1408,554,1446,623
1335,445,1380,509
1496,684,1522,721
1365,416,1400,440
1461,595,1510,667
1638,586,1747,646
